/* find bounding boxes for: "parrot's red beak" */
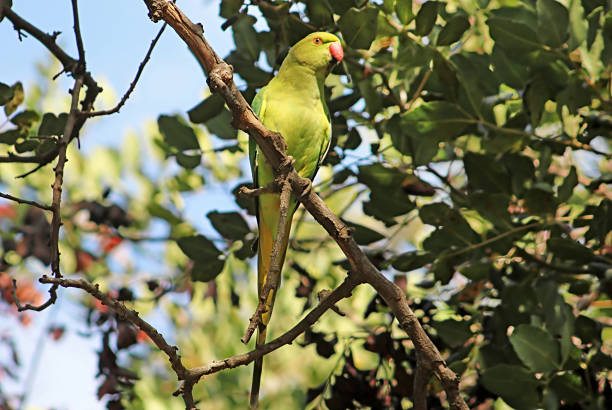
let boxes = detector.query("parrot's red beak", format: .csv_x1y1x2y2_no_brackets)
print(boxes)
329,42,344,63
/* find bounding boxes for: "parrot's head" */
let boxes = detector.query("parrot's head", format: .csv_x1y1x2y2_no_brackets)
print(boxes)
289,32,344,75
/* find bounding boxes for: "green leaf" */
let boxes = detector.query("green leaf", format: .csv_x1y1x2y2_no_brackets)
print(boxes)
157,115,200,151
4,82,23,116
357,163,405,189
305,0,333,27
235,237,257,260
147,202,183,225
481,364,540,409
558,166,578,202
207,109,238,140
14,139,39,153
524,78,551,128
177,234,222,265
437,14,470,46
343,220,384,245
233,15,260,61
37,139,56,155
207,211,250,241
487,17,541,53
547,237,593,264
0,82,14,106
191,260,225,282
549,373,584,404
537,0,569,48
433,52,459,100
432,319,472,346
567,0,587,50
338,6,379,50
574,315,601,344
38,113,68,136
329,0,355,15
357,79,383,118
584,199,612,245
176,153,200,169
509,324,561,372
0,129,23,145
220,0,243,19
464,153,511,194
491,46,529,89
415,1,442,36
330,92,361,112
363,189,415,221
401,101,471,140
395,0,414,25
459,262,491,281
188,94,225,124
420,203,478,245
391,251,434,272
10,110,40,129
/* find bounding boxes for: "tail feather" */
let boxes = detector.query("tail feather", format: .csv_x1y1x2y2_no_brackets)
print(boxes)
250,327,267,408
249,197,294,408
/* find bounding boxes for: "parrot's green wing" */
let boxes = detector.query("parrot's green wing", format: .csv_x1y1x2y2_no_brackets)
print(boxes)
249,87,266,184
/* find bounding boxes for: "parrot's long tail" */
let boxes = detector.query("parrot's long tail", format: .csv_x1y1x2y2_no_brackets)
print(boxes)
250,327,267,409
249,202,294,409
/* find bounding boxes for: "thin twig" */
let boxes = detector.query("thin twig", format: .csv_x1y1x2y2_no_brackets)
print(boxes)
0,151,58,164
48,75,84,278
11,279,59,312
0,191,53,211
190,273,359,379
242,176,292,344
70,0,86,65
38,276,189,380
83,23,167,117
1,1,102,175
406,69,431,112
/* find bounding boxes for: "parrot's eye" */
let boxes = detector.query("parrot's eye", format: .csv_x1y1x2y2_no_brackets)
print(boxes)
313,37,322,45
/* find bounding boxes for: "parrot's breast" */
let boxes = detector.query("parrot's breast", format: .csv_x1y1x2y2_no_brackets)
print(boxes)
260,91,330,180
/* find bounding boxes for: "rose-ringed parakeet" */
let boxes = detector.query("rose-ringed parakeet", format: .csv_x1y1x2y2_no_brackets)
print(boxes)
248,32,343,407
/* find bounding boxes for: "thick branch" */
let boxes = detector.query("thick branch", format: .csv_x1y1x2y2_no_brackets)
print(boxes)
142,1,468,408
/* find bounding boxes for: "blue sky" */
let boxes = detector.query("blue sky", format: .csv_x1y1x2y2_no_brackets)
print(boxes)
0,1,234,408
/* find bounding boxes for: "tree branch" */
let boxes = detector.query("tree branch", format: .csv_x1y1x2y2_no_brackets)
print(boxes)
40,273,358,410
82,22,167,117
70,0,86,65
140,1,469,408
38,276,190,379
1,0,102,173
189,273,359,379
0,191,53,211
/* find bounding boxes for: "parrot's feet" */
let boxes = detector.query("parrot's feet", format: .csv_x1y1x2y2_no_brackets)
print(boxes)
239,182,277,197
298,178,313,199
279,156,295,175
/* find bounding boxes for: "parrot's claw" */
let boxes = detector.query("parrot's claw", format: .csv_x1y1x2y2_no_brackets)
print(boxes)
298,178,313,199
279,156,295,174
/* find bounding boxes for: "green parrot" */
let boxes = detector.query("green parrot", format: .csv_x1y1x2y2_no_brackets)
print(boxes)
248,32,343,407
